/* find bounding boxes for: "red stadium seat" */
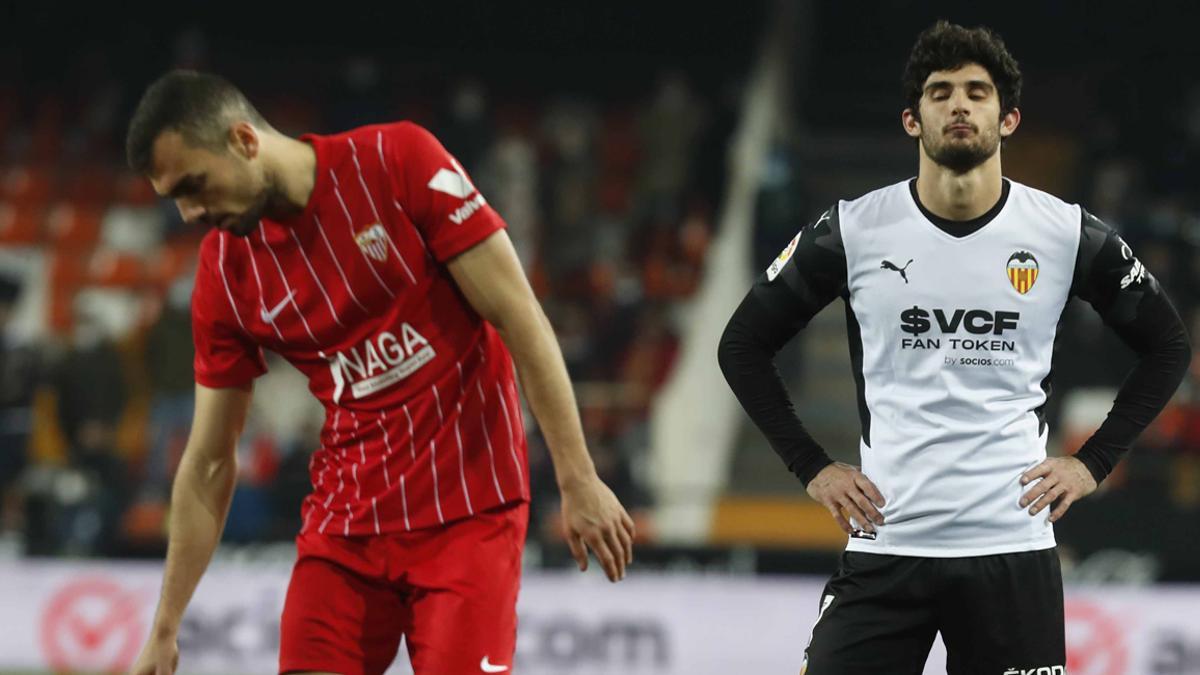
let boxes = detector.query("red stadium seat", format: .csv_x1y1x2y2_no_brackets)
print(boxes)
1,165,54,206
87,248,146,287
0,201,45,244
146,242,197,290
45,201,103,249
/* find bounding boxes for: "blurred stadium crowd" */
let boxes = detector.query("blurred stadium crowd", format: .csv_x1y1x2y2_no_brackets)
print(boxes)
0,3,1197,578
0,26,739,559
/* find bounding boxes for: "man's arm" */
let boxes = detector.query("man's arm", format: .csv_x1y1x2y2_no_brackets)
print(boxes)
447,229,635,582
130,383,252,675
717,205,885,534
1022,211,1192,521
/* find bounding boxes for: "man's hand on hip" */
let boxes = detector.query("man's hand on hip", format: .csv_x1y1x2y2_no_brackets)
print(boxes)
1020,456,1098,523
806,462,886,535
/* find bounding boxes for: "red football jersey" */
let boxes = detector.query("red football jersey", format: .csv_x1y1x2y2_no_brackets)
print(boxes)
190,122,529,535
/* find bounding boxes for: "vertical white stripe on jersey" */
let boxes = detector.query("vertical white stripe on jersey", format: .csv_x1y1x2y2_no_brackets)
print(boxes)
456,360,465,397
375,130,432,260
430,438,445,524
258,222,319,345
377,414,393,489
318,511,334,534
242,239,286,342
216,233,248,331
495,380,526,489
312,214,368,313
477,380,506,501
400,474,411,531
289,229,344,327
454,402,475,515
329,170,396,299
350,412,363,502
315,450,329,490
324,468,342,509
433,384,444,425
371,497,380,535
344,504,351,536
375,131,389,177
347,137,416,284
402,404,416,461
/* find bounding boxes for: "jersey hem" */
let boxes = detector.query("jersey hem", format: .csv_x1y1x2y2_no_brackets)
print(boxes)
844,534,1056,558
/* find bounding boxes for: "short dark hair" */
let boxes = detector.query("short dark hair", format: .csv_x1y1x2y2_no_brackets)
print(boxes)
125,69,269,174
902,20,1022,120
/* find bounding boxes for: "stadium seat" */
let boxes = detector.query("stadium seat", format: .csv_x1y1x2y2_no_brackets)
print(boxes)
0,201,45,244
45,201,103,249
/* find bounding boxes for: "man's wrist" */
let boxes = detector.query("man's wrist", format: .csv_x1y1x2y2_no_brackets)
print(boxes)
151,616,180,640
555,463,598,491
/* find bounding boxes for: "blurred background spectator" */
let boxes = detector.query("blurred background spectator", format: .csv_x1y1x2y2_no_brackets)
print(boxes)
0,1,1196,585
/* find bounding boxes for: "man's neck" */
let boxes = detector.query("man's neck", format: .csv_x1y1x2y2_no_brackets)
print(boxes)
260,133,317,221
914,153,1004,222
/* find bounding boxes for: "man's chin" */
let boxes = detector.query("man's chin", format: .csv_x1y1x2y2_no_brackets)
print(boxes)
928,145,994,174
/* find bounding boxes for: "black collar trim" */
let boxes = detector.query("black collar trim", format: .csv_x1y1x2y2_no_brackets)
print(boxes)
908,178,1010,238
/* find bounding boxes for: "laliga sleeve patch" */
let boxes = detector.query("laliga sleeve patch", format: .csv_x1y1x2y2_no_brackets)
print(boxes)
766,230,802,282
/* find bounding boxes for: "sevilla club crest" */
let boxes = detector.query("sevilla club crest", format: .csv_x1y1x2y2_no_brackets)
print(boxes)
355,224,390,262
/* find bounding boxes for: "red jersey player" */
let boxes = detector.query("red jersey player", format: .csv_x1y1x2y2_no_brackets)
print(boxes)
124,71,635,675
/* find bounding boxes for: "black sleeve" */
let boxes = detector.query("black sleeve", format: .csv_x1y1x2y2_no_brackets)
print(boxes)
1068,209,1192,484
717,205,848,486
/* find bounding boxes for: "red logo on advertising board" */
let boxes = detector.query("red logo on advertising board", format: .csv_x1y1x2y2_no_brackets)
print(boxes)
39,577,146,673
1065,598,1128,675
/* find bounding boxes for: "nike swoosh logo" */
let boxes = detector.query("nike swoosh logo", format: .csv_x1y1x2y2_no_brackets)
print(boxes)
260,289,296,324
480,656,509,673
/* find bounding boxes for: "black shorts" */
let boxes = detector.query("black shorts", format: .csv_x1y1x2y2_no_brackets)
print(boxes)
800,548,1066,675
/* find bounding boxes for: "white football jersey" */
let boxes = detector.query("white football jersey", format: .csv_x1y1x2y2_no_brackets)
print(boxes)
833,179,1087,555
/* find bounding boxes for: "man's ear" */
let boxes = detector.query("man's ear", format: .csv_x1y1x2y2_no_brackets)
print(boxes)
999,107,1021,138
229,121,260,159
901,107,922,139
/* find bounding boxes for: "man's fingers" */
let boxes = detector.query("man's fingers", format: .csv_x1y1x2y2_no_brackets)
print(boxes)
849,490,884,526
1049,495,1075,523
621,511,636,539
616,519,634,566
599,526,625,580
586,531,620,581
1021,461,1051,485
826,503,852,534
856,476,887,509
1020,475,1057,507
566,533,588,572
1028,484,1064,516
837,496,875,534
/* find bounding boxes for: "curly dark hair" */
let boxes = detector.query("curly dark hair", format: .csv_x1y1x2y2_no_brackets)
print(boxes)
902,20,1022,120
126,70,269,174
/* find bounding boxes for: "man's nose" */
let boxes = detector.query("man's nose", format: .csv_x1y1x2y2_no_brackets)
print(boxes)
949,89,971,117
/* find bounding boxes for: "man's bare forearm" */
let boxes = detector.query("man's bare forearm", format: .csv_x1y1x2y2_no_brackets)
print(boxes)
149,445,238,637
497,301,596,488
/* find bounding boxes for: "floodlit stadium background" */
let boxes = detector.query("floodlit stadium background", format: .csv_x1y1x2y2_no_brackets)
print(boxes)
1,2,1198,673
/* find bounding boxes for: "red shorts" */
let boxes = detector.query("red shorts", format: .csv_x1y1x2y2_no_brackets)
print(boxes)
279,501,528,675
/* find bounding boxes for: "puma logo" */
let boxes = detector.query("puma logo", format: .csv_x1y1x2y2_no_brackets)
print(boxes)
880,259,913,284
